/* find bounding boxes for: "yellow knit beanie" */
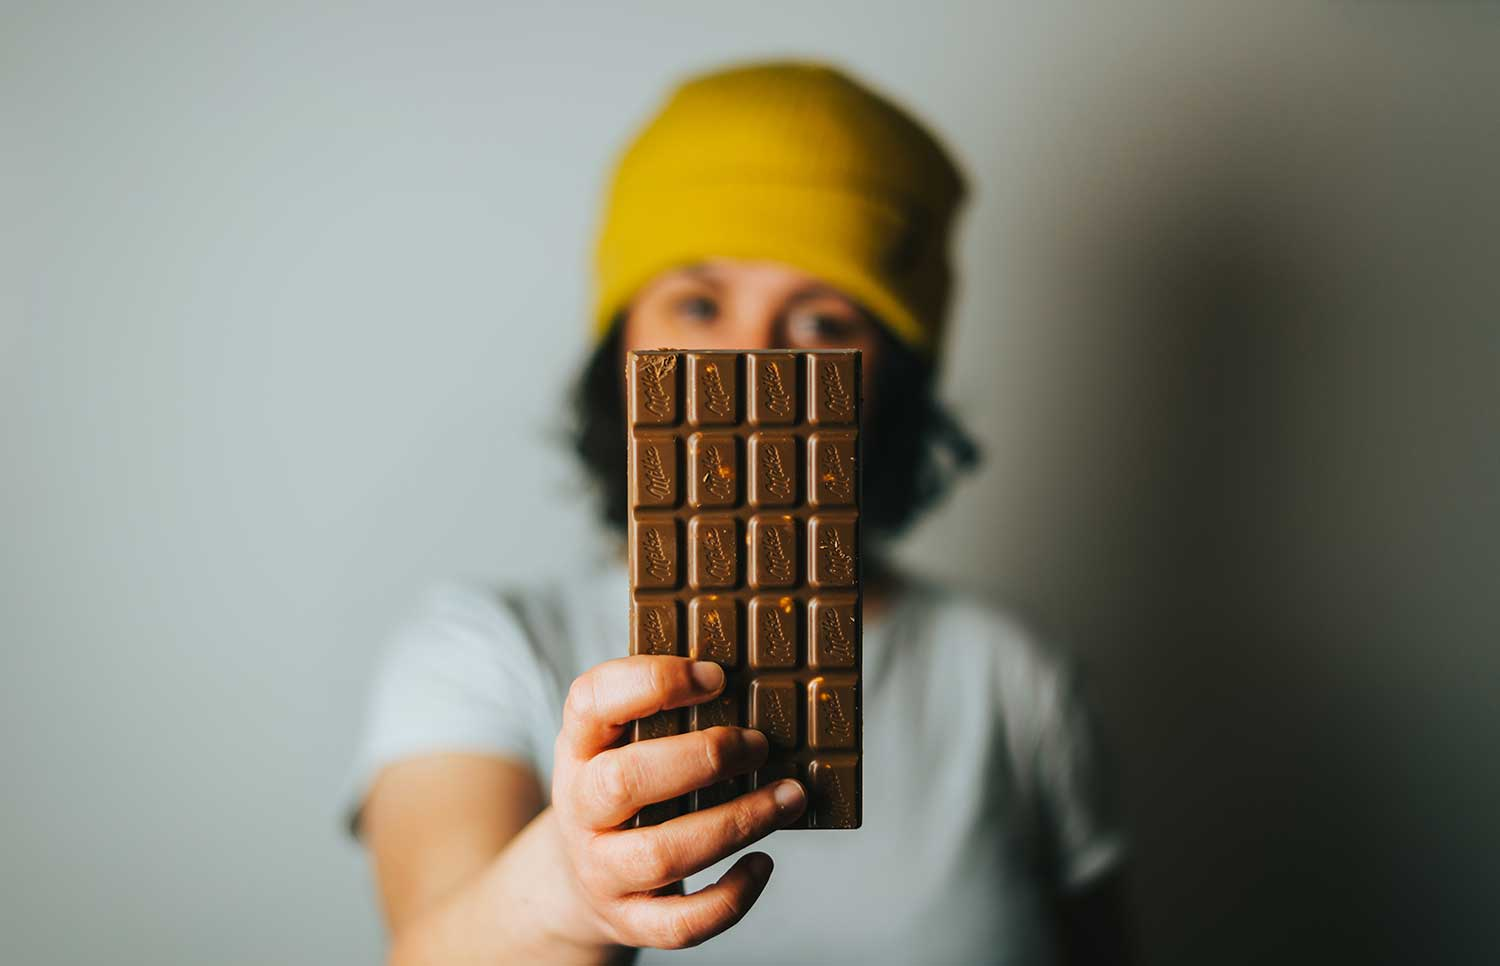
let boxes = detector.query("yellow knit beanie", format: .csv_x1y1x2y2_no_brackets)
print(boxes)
592,60,968,355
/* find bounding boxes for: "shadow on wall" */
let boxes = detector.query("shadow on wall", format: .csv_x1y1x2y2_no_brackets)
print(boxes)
981,14,1499,966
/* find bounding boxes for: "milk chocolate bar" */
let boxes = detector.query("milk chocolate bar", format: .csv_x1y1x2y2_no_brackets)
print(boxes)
626,350,861,830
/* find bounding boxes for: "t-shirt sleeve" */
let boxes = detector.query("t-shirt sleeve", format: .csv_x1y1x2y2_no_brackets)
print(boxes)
340,585,559,838
1032,661,1128,891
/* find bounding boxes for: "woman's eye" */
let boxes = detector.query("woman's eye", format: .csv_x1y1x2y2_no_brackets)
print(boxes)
814,315,851,336
787,307,858,342
676,295,718,323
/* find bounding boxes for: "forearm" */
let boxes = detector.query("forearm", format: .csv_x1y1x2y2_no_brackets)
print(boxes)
389,808,630,966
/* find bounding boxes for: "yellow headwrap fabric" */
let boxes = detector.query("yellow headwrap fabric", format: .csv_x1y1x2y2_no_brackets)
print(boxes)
592,60,968,355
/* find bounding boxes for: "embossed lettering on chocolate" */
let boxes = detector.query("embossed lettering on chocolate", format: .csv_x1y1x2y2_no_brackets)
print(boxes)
626,350,862,829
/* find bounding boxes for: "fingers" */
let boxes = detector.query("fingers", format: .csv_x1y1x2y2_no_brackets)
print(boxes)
573,727,770,829
595,780,806,893
552,657,802,952
561,656,726,757
616,852,775,950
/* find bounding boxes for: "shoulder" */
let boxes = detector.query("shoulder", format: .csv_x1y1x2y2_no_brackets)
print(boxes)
373,582,549,705
398,581,524,639
388,570,611,683
358,570,618,768
389,582,534,665
401,581,543,646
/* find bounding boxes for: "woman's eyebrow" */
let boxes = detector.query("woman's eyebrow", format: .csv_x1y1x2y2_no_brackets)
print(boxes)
787,284,851,302
675,264,725,289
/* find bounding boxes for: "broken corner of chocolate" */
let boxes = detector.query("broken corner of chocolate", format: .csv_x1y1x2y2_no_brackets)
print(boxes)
625,350,862,829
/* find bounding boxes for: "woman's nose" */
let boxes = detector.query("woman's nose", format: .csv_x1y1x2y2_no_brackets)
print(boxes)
725,314,780,349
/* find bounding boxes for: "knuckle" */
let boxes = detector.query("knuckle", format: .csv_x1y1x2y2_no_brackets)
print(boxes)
622,835,674,887
727,798,762,843
659,909,703,950
599,905,637,947
701,730,729,778
591,753,634,812
707,886,745,932
565,674,596,721
654,832,690,883
575,849,614,897
645,658,679,701
550,761,578,815
613,903,660,949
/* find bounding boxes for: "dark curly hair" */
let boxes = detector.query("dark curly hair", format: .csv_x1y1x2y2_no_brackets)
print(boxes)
570,314,980,541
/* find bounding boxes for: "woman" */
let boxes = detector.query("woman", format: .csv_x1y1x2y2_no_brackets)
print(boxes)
347,61,1131,964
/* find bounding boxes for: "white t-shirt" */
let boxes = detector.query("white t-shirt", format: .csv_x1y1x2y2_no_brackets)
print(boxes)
345,561,1125,965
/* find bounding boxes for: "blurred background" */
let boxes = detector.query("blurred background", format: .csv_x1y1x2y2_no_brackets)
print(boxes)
4,3,1497,963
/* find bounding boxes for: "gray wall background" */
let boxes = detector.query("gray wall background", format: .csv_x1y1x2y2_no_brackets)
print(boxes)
4,3,1497,964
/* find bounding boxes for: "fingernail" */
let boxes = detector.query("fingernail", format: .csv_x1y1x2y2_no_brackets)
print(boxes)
772,779,806,813
746,851,774,879
690,661,725,692
741,729,769,756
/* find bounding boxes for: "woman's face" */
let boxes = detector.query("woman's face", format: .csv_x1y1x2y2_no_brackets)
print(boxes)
621,258,883,398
